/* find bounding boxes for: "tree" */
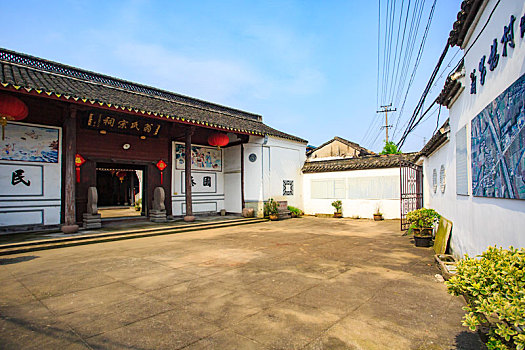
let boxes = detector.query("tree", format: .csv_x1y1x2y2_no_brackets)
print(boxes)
381,141,401,154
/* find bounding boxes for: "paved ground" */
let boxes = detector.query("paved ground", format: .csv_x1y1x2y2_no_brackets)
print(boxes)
0,217,483,349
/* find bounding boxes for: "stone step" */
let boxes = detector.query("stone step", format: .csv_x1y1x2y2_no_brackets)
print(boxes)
0,218,267,256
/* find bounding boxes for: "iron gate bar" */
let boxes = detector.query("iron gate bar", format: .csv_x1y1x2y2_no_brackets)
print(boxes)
400,161,423,231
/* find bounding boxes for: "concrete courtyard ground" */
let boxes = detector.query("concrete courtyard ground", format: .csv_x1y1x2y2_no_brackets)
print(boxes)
0,217,483,349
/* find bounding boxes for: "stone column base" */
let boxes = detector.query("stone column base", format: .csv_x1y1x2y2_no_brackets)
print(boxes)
150,210,167,223
83,213,102,229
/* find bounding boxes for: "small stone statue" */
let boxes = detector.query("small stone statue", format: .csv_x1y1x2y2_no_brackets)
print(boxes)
152,187,165,211
150,186,167,222
87,186,98,215
83,186,101,229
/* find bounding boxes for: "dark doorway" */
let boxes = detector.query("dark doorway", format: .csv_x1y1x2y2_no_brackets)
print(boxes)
96,163,145,218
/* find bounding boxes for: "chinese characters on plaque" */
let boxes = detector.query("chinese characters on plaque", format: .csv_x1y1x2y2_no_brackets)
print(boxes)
83,111,162,137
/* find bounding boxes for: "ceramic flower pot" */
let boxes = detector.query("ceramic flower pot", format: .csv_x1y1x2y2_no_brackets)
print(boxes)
414,235,433,247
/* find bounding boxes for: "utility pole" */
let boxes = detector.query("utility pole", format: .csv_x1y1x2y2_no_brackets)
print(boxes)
376,104,396,143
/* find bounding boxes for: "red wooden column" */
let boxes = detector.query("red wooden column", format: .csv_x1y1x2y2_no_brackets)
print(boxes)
62,107,78,232
184,127,195,222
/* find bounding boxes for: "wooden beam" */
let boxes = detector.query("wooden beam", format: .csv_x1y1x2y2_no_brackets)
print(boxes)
184,126,195,221
63,107,77,228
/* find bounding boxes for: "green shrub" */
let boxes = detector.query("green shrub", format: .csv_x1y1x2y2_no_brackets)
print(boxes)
331,200,342,213
445,246,525,350
405,208,440,229
287,206,303,217
264,198,278,216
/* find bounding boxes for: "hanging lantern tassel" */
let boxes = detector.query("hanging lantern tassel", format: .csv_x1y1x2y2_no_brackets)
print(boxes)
74,153,86,183
160,171,164,185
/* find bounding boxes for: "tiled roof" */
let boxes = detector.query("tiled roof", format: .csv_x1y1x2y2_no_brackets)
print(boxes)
307,136,374,156
0,48,307,143
437,60,464,108
419,119,450,157
448,0,484,47
302,153,420,173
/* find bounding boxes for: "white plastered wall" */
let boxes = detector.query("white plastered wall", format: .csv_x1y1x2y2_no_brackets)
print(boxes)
422,0,525,257
0,122,62,229
243,135,306,216
303,167,401,219
171,142,225,215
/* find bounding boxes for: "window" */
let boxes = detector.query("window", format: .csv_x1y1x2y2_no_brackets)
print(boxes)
347,176,400,199
311,179,345,199
456,126,468,195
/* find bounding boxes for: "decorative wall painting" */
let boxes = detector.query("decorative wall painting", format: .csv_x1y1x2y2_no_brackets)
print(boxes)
471,73,525,199
0,123,59,163
175,143,222,171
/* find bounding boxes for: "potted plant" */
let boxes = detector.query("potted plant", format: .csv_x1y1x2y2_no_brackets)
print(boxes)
134,198,142,212
331,200,343,218
406,208,440,247
264,198,279,221
445,246,525,350
287,206,303,218
373,205,383,221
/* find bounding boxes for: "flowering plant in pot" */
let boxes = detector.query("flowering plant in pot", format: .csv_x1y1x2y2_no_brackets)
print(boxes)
406,208,440,247
331,200,343,218
264,198,279,221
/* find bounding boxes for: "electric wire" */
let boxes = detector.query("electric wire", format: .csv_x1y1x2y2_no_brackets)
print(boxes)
392,0,436,139
396,0,501,149
387,0,406,103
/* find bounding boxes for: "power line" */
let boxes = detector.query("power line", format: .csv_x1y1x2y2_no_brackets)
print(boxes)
392,0,436,139
389,0,411,105
397,42,449,149
387,0,406,103
396,0,502,149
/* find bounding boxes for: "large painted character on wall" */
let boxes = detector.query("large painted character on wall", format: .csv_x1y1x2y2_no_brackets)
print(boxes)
1,123,59,163
471,73,525,199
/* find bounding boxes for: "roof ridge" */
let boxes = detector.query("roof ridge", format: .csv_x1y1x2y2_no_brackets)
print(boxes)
0,47,262,122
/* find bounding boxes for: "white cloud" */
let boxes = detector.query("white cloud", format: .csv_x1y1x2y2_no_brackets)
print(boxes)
112,42,264,102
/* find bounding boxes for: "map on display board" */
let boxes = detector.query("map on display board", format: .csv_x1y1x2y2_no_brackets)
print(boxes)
471,73,525,199
1,123,59,163
175,143,222,171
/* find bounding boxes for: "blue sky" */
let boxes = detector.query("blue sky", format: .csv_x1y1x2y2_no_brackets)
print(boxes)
2,0,462,152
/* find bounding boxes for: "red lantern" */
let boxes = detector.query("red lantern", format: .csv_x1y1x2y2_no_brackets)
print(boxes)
0,95,29,140
116,171,127,183
207,132,229,148
156,160,167,184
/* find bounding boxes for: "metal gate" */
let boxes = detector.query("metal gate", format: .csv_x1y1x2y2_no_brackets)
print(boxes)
400,161,423,231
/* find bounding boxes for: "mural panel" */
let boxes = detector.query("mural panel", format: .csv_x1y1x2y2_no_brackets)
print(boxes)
175,143,222,171
471,73,525,199
1,123,59,163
